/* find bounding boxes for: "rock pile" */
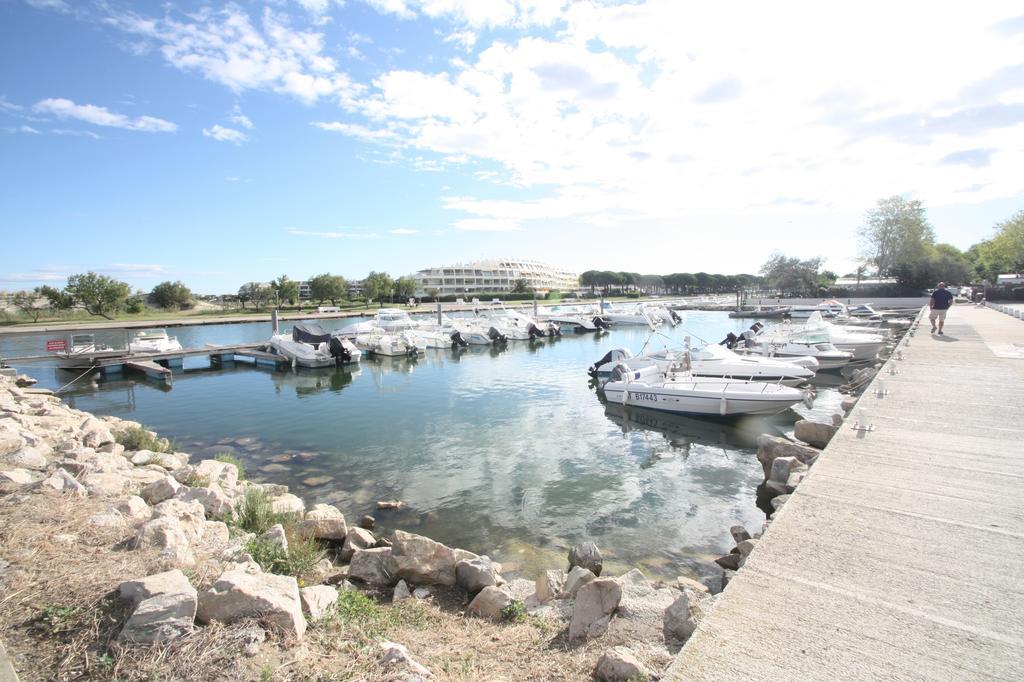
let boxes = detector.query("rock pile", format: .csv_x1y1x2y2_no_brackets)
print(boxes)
0,372,715,679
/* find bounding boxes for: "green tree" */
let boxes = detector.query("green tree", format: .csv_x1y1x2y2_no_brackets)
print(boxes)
240,283,272,311
859,196,936,277
12,290,48,322
273,275,300,306
394,276,417,302
426,287,440,302
969,210,1024,282
47,272,132,319
307,273,348,305
511,278,530,294
363,271,394,307
760,253,825,295
150,280,193,310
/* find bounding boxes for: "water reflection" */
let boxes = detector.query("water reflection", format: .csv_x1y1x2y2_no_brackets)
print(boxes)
0,311,840,581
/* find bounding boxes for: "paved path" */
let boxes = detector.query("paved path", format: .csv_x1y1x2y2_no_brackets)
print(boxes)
668,305,1024,680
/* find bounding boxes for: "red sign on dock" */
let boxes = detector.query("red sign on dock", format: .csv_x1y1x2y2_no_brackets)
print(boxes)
46,339,67,352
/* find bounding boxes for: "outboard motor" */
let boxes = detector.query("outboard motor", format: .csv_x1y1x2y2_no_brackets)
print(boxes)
527,322,545,341
670,309,682,324
720,332,739,349
593,316,611,330
741,330,756,348
449,330,468,348
328,336,352,364
609,362,634,383
548,322,562,337
749,322,764,334
587,350,616,377
487,326,507,344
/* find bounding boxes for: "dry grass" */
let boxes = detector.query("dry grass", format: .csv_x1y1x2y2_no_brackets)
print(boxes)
0,490,661,681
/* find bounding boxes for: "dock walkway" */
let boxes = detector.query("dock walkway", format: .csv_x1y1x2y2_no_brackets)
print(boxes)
668,305,1024,680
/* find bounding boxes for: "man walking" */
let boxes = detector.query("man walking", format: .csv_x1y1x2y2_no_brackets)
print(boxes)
929,282,954,334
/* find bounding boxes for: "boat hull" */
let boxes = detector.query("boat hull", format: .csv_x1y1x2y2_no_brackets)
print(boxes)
602,382,804,416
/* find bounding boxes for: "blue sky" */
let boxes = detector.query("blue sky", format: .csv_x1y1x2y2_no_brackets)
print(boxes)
1,0,1023,294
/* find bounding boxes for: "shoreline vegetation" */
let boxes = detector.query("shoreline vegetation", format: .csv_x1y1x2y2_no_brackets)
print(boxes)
0,302,888,680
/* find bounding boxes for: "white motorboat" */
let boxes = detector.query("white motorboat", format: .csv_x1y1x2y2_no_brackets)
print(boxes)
637,302,683,326
601,363,807,416
535,307,610,332
405,328,465,349
442,320,504,345
373,308,421,332
269,323,361,368
588,343,815,387
477,308,559,340
768,314,887,362
128,329,183,353
724,326,853,370
354,330,424,357
788,302,845,319
600,302,661,327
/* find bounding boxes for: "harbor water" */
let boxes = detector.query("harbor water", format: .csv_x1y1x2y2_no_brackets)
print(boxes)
0,311,845,581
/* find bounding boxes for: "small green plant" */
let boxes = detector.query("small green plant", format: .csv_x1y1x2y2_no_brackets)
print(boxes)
214,452,246,480
259,664,274,682
38,604,80,634
230,488,294,535
184,472,211,488
500,600,526,623
243,530,324,579
114,425,173,453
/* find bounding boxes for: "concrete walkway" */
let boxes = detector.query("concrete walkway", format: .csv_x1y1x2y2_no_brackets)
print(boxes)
668,305,1024,680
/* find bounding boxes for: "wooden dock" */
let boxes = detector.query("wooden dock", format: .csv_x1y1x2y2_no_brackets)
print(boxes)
55,343,291,379
667,304,1024,680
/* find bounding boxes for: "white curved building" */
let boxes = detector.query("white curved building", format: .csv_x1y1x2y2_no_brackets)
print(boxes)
413,259,579,296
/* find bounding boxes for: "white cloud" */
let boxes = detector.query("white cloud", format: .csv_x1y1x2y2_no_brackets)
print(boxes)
25,0,70,11
203,124,248,144
453,218,521,231
33,98,176,132
362,0,567,28
19,125,40,134
230,105,254,129
325,2,1024,238
287,228,381,239
51,128,101,139
103,5,360,105
390,228,418,235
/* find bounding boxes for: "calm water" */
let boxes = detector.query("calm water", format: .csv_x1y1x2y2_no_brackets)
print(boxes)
0,311,844,581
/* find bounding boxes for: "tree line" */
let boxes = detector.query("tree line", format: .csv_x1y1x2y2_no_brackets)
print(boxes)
579,271,764,295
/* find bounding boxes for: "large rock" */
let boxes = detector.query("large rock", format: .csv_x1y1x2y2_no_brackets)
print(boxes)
729,525,752,544
568,541,603,576
535,569,566,603
607,570,677,643
340,527,375,561
152,499,207,542
466,585,512,620
455,556,504,595
380,641,433,678
389,530,467,586
82,424,114,449
299,585,338,621
299,503,347,540
348,547,394,586
176,484,234,518
192,459,239,490
564,566,596,598
142,475,181,505
135,517,195,567
594,646,649,682
0,433,26,457
265,524,289,552
39,468,87,496
270,493,305,516
198,569,306,639
0,468,35,485
663,590,706,642
756,435,819,479
83,471,130,498
569,578,622,641
794,419,838,449
2,445,49,470
769,456,804,484
118,569,197,643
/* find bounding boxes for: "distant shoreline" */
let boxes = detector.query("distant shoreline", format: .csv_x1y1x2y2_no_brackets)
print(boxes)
0,295,929,337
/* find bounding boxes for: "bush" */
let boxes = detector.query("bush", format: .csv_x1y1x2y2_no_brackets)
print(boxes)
244,532,324,581
125,299,145,314
114,425,173,453
230,488,295,535
500,600,527,623
214,452,245,480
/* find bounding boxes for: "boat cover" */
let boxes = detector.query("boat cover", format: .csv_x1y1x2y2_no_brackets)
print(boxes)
292,322,332,344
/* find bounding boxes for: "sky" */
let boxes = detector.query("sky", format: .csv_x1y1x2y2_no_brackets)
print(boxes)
1,0,1023,294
